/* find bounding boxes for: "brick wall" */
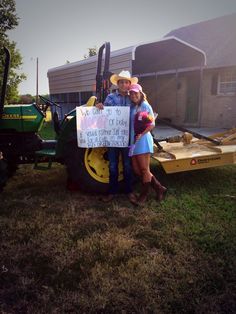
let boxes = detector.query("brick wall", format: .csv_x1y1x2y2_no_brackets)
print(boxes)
200,70,236,128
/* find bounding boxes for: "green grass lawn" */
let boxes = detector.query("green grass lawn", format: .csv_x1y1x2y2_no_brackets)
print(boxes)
0,161,235,313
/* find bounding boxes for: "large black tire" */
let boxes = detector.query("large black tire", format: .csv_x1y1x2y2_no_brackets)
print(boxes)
7,159,18,178
0,158,8,192
64,140,111,194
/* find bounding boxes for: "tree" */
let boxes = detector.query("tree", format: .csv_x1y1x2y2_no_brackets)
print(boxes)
16,94,35,104
0,0,26,103
84,46,97,59
0,0,18,35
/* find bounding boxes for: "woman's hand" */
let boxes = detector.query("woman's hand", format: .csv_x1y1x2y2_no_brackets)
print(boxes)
135,124,155,142
135,133,142,142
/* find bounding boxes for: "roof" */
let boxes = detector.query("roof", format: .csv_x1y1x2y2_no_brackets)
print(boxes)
48,46,134,74
132,37,206,75
165,13,236,68
48,37,206,76
48,13,236,79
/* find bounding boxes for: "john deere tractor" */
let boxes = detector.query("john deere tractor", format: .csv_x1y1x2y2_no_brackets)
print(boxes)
0,43,122,193
0,47,57,189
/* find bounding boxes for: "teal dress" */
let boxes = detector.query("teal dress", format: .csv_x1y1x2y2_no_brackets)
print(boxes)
130,101,155,155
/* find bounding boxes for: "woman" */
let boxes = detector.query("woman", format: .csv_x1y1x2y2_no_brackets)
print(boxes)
129,84,167,205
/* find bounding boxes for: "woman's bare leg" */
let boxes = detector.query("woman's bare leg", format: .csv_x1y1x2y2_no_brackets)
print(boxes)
134,153,152,204
131,156,142,177
135,153,152,183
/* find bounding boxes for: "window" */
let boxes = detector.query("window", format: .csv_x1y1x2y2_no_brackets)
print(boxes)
218,69,236,95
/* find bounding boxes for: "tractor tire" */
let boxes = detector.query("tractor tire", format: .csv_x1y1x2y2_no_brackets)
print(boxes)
0,158,8,192
7,160,18,178
64,140,124,194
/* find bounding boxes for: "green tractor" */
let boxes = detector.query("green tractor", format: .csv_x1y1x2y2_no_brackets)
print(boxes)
0,43,123,192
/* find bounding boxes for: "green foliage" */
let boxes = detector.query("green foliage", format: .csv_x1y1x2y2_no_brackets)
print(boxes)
39,93,49,99
84,46,97,59
13,94,35,104
0,0,26,103
0,0,18,35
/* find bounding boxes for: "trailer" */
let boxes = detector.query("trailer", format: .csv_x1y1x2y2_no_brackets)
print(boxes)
152,128,236,173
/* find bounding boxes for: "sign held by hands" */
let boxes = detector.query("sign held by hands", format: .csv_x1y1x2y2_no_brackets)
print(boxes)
76,106,130,148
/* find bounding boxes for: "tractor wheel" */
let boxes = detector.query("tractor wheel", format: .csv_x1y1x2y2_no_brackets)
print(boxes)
0,157,8,192
7,160,18,178
64,141,123,194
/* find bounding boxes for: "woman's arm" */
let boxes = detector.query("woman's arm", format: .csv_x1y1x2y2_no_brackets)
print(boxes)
135,124,155,141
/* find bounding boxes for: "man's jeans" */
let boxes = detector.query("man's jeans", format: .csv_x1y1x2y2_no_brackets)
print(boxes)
107,147,133,195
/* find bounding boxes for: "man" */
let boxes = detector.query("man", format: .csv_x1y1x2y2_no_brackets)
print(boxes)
96,70,138,204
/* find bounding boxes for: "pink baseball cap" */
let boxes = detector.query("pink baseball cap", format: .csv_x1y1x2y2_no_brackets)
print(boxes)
129,83,143,93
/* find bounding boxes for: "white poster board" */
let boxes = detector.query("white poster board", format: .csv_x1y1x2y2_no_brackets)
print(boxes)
76,106,130,148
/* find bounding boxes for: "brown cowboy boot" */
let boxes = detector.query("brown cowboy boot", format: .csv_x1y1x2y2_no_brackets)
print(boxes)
138,182,151,205
128,192,139,205
151,176,167,201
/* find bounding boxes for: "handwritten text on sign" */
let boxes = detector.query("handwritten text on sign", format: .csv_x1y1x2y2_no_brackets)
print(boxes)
76,106,130,148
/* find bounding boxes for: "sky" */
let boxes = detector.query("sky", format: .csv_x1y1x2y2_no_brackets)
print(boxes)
7,0,236,95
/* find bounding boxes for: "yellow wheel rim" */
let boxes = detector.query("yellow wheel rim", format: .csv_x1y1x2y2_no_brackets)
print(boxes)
84,148,123,183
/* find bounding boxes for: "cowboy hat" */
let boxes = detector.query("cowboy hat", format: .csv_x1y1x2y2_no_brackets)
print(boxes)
110,70,138,86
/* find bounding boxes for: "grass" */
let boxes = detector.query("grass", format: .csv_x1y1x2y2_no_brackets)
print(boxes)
0,163,235,313
1,122,236,313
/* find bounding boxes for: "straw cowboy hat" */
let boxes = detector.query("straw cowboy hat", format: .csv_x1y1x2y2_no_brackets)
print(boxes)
110,70,138,86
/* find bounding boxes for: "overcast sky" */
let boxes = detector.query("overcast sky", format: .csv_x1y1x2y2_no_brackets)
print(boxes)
7,0,236,95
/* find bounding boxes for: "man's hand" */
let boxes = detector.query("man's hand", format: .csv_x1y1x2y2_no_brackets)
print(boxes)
95,102,104,110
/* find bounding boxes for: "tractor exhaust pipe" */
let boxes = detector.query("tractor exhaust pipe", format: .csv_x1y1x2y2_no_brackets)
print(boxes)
0,47,10,118
96,42,111,103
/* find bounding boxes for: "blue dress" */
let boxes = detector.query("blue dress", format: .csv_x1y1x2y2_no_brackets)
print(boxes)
130,101,155,155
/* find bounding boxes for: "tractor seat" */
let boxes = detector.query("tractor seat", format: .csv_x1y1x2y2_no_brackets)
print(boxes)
34,148,56,170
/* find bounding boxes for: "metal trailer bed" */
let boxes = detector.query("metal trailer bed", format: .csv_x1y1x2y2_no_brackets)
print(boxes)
152,128,236,173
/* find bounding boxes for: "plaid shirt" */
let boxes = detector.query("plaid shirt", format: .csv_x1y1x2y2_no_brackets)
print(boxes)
104,90,132,107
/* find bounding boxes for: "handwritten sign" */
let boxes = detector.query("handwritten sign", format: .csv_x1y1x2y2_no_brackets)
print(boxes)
76,106,130,148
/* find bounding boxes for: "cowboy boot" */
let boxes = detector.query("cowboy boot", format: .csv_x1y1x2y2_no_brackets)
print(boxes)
151,176,167,201
138,182,151,205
